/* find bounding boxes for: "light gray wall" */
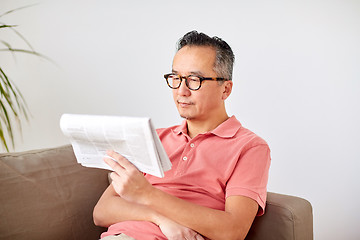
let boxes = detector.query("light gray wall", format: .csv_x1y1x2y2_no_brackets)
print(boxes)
2,0,360,239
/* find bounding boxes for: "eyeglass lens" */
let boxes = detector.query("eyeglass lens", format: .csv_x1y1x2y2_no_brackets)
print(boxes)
167,75,201,90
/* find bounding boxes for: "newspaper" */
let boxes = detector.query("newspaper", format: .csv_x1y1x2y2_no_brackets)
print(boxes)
60,114,171,178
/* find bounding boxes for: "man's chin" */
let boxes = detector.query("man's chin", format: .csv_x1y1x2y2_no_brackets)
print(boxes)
179,113,194,120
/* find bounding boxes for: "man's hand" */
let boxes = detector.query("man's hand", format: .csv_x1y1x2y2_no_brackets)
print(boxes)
104,150,154,203
155,215,205,240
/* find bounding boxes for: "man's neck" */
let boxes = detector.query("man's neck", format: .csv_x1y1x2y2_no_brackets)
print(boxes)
186,113,229,139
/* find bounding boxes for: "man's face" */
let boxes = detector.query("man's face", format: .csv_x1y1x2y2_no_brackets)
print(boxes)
171,45,230,121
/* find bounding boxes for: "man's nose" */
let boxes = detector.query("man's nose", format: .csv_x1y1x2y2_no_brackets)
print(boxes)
177,78,191,96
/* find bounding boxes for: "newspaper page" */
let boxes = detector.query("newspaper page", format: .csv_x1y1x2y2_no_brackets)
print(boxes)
60,114,171,178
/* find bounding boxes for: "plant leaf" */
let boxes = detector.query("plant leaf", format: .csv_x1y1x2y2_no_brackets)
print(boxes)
0,3,49,152
0,48,57,65
0,21,35,52
0,40,12,48
0,3,39,51
0,100,15,148
0,68,20,117
0,40,17,60
0,24,17,29
0,121,10,152
0,3,39,18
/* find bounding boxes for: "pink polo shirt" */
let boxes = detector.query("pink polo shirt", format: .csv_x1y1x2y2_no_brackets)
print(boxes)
101,116,271,239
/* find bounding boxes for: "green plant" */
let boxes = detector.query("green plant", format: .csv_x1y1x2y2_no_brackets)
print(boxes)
0,5,48,152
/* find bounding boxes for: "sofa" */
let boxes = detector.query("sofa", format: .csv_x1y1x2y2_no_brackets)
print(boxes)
0,145,313,240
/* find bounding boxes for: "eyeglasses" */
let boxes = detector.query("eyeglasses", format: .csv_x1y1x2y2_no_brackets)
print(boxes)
164,73,230,91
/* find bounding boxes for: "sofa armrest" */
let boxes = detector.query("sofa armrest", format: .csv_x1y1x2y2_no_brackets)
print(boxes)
246,192,313,240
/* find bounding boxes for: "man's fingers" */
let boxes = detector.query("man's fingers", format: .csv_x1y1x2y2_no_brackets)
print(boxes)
195,234,205,240
110,171,122,187
109,171,124,196
104,156,124,171
106,150,134,169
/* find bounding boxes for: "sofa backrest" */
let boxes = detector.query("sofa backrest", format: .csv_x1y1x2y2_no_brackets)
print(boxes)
1,145,313,240
0,145,109,240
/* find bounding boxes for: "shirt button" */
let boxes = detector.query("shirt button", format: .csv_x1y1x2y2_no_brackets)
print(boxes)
183,156,188,161
190,143,195,148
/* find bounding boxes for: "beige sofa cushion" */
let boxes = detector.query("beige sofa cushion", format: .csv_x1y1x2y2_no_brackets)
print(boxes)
0,145,110,240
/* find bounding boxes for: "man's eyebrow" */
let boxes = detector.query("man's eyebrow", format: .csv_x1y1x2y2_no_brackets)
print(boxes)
171,70,205,76
189,71,204,76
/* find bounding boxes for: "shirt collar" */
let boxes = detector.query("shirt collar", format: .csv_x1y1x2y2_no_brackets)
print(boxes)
172,120,188,135
172,115,241,138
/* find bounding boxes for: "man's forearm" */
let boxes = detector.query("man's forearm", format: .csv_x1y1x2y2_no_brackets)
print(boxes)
93,185,158,227
141,187,257,240
93,185,206,239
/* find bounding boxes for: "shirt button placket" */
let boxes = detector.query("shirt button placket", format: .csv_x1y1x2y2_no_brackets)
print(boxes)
178,142,195,174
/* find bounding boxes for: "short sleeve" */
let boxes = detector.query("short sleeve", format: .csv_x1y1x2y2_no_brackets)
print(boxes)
226,144,271,216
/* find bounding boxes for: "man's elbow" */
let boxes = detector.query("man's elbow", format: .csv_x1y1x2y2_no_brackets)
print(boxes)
219,231,246,240
93,204,110,227
217,231,247,240
216,224,251,240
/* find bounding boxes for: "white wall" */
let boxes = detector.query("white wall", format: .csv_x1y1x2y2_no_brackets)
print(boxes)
1,0,359,239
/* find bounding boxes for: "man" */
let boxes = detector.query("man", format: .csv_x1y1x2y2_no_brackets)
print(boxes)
93,31,271,240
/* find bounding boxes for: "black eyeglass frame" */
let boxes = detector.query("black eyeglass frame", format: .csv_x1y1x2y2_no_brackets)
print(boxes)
164,73,231,91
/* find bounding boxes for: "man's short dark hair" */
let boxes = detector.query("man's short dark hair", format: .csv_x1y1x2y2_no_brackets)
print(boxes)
177,30,235,80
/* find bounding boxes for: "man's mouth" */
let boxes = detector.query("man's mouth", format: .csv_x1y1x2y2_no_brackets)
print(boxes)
177,100,193,107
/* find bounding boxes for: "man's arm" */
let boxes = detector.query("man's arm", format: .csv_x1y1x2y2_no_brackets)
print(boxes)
147,189,258,240
93,177,205,239
105,150,259,240
93,184,154,227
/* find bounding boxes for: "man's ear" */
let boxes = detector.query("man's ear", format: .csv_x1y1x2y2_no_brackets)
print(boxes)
222,81,233,100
